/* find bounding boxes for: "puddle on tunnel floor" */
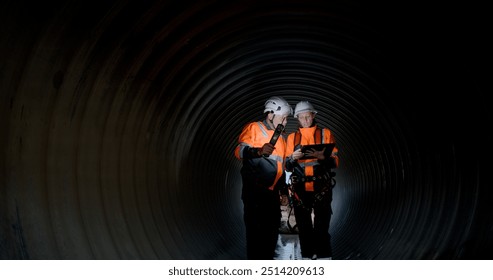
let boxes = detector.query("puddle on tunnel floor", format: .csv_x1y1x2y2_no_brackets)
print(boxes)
274,233,302,260
275,201,303,260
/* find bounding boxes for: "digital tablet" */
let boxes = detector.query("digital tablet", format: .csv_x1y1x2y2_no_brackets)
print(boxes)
300,143,336,159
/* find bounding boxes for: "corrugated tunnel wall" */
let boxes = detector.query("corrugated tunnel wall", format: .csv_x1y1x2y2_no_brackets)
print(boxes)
1,0,492,259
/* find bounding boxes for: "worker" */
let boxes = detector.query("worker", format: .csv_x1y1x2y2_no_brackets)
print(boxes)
285,100,339,260
235,96,292,259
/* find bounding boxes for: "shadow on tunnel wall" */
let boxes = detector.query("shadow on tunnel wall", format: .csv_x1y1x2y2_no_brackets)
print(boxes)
1,0,492,259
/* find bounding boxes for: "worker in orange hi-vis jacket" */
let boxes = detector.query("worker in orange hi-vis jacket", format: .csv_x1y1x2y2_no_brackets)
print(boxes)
235,96,292,260
285,100,339,260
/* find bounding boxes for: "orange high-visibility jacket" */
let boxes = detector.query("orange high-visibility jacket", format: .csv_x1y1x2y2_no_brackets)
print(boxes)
235,120,287,191
285,125,338,192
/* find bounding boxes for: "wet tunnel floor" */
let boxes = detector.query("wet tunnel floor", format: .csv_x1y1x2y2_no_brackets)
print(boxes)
274,204,333,260
274,234,302,260
274,204,303,260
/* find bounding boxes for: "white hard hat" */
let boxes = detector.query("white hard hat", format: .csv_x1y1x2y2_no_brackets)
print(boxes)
294,101,317,118
264,96,292,116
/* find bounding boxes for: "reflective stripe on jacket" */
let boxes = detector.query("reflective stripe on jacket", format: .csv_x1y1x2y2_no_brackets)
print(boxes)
235,120,287,191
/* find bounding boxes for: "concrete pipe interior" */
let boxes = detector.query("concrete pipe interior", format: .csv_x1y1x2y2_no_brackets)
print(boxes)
1,0,492,259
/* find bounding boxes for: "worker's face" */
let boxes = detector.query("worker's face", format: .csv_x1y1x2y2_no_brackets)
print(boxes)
272,114,288,128
297,112,314,128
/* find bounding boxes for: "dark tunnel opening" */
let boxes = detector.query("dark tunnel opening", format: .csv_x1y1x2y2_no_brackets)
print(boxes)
1,0,492,260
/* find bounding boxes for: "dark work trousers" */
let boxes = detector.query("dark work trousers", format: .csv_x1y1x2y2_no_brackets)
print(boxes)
242,188,281,260
293,187,332,259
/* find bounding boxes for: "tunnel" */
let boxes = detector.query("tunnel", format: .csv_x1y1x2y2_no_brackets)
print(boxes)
1,0,492,260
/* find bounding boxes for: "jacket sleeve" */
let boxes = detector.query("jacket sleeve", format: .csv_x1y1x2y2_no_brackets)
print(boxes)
283,133,294,171
285,157,296,172
319,128,339,168
235,123,262,160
